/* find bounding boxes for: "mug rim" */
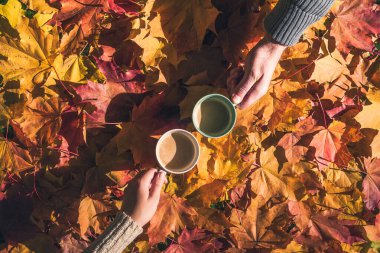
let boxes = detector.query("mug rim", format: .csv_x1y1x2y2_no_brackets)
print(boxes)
155,129,200,174
192,93,237,138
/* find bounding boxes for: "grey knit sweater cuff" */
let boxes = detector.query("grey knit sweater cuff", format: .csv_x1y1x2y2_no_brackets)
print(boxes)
84,212,143,253
264,0,335,46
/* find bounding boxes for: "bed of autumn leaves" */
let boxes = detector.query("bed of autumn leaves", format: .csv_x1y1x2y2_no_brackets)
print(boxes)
0,0,380,251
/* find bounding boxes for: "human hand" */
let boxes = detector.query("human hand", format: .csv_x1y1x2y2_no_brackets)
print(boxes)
228,36,286,109
121,168,167,227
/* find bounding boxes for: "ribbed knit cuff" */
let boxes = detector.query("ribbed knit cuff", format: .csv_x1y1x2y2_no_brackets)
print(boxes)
84,212,143,253
264,0,334,46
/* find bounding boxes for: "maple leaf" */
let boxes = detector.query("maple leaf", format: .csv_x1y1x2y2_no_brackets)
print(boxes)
21,0,58,27
271,241,308,253
229,196,290,249
59,233,90,253
364,214,380,248
214,0,265,64
330,0,380,54
288,201,362,244
58,110,86,152
249,147,288,201
0,19,60,92
95,58,145,92
309,121,351,167
1,0,380,251
194,207,231,235
44,54,89,90
237,83,306,132
0,137,33,181
277,132,307,165
150,0,219,54
198,133,251,189
309,54,348,83
73,79,139,126
147,192,198,245
4,233,58,253
355,88,380,130
362,157,380,211
163,46,227,86
0,0,22,28
186,179,227,208
165,227,227,253
52,0,118,37
78,195,114,237
115,92,181,167
14,97,69,146
131,29,166,68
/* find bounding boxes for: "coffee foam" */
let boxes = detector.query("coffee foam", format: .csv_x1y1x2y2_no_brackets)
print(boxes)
156,130,199,173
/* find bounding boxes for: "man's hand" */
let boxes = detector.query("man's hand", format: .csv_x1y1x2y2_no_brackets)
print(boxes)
122,168,167,227
228,37,286,109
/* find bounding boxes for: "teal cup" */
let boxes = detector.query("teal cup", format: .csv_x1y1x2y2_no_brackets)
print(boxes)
192,94,237,138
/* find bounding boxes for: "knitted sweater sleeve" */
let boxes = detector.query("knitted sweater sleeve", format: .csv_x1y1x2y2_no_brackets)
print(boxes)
264,0,335,46
84,212,143,253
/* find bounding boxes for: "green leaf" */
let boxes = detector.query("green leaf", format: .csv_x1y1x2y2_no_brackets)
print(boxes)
25,8,37,18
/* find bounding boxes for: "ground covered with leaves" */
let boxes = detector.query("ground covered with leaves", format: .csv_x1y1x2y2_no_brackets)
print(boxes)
0,0,379,252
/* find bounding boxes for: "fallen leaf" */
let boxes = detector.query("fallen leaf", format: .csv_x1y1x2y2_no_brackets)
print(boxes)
229,196,290,249
151,0,218,54
147,192,198,245
362,157,380,211
331,0,380,54
0,19,60,92
78,195,113,237
15,97,69,146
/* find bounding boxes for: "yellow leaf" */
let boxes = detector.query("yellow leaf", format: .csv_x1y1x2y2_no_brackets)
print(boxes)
21,0,58,27
14,97,68,145
78,196,112,237
250,147,288,201
0,137,33,181
355,88,380,130
132,29,166,67
179,85,221,120
151,0,219,54
237,83,305,132
0,19,60,92
309,54,348,83
0,0,22,28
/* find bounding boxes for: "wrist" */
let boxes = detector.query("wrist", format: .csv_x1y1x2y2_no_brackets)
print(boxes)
262,35,287,53
129,212,146,227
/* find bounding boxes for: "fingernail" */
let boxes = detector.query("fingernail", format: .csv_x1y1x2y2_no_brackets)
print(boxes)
232,94,242,104
159,171,167,182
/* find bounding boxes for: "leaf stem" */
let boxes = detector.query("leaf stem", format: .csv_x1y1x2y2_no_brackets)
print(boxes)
316,93,327,128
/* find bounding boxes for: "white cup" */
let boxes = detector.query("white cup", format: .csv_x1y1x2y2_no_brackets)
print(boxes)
155,129,200,174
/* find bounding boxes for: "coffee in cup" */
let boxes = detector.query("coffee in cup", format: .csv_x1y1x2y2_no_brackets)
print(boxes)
192,94,236,138
156,129,200,174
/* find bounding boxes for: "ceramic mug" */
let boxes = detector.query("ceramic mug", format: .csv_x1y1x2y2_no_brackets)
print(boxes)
192,94,237,138
155,129,200,174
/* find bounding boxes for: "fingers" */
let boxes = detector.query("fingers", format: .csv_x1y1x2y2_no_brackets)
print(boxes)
227,67,244,93
139,168,158,189
149,171,167,200
238,76,270,109
232,70,259,104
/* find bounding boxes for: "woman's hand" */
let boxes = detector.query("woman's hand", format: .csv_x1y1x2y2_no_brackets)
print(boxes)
121,168,167,227
228,36,286,109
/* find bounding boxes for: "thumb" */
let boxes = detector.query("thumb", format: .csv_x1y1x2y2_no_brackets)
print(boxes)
231,70,257,105
238,76,269,109
149,171,167,200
